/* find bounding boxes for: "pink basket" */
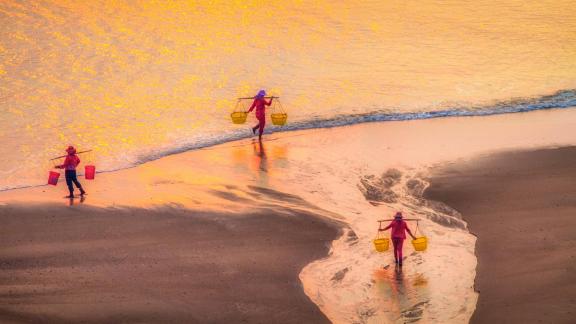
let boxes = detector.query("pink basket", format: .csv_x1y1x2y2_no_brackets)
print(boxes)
85,165,95,180
48,171,60,186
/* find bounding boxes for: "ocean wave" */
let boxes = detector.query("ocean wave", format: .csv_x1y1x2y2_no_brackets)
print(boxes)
282,89,576,130
139,89,576,164
1,90,574,193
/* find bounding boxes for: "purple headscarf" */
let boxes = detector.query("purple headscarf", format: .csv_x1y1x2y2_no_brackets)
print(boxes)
256,90,266,98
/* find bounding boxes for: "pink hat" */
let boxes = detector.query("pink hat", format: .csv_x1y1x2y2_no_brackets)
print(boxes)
66,146,76,154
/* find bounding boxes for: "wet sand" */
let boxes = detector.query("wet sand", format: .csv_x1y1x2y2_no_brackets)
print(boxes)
0,108,575,323
0,203,340,323
425,147,576,323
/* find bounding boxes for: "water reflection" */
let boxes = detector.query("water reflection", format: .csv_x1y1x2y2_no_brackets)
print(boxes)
67,195,86,206
250,139,268,186
252,139,268,173
229,138,289,186
374,265,429,323
271,144,289,169
3,0,574,191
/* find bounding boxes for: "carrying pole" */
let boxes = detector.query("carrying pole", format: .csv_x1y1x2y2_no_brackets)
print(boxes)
49,150,93,161
378,219,420,222
237,96,279,100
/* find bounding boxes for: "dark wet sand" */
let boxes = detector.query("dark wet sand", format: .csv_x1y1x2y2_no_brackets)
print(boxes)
425,147,576,324
0,204,341,323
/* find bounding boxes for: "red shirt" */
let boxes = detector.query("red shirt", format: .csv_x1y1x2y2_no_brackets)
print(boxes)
60,154,80,171
248,97,272,120
384,219,412,239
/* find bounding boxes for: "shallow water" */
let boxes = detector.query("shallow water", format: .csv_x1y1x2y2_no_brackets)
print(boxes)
373,266,430,323
1,109,575,323
2,2,576,322
1,0,576,190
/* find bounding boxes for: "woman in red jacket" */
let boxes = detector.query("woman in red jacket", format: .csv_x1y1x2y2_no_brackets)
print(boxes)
379,212,416,266
55,146,86,198
248,90,273,141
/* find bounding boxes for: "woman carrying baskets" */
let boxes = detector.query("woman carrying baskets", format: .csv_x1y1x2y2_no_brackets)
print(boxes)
248,90,273,141
379,212,416,267
55,146,86,198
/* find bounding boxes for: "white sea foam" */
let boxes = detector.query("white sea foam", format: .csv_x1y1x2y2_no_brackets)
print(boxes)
298,170,477,323
1,100,574,192
261,109,576,323
279,160,477,323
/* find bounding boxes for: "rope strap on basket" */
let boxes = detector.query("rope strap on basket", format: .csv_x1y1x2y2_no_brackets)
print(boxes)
414,220,422,237
232,99,244,113
375,228,383,239
272,99,286,114
376,222,388,239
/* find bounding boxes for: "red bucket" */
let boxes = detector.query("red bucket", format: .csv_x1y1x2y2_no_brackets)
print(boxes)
48,171,60,186
85,165,95,180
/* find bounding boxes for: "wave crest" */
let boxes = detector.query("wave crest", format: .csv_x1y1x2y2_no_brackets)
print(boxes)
139,89,576,165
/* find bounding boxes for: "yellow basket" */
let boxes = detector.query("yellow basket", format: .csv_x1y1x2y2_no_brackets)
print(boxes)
271,113,288,126
412,237,428,251
373,238,390,252
231,112,248,124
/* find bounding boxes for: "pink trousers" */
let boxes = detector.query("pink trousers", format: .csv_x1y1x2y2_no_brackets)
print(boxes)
392,238,404,262
254,116,266,136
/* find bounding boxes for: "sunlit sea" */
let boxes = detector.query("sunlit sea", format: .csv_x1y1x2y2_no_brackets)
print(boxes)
1,0,575,189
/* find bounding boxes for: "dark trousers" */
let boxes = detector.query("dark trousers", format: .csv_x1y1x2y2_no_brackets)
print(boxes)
65,170,83,195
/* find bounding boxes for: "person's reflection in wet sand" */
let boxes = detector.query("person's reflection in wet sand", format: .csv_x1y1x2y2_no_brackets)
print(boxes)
67,195,86,206
374,262,429,322
253,139,268,172
252,139,269,186
391,263,407,301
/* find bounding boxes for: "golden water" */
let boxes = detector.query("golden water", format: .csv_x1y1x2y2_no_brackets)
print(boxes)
1,0,575,186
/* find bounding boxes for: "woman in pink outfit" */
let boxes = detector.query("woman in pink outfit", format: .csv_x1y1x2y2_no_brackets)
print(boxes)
55,146,86,198
379,212,416,266
248,90,273,141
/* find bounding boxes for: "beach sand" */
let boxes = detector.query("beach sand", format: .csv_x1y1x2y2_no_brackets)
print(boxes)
1,108,575,323
425,147,576,323
0,203,340,323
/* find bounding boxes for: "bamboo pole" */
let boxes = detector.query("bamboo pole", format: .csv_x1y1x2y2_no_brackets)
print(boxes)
49,150,92,161
237,96,279,100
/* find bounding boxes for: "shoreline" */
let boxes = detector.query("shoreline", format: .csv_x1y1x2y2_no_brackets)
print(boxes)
424,147,576,323
1,108,575,323
1,107,575,194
